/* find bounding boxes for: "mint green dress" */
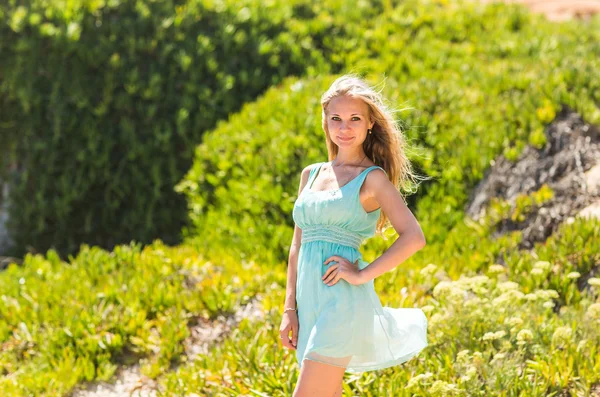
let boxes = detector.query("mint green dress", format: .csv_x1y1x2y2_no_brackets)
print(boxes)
292,161,428,373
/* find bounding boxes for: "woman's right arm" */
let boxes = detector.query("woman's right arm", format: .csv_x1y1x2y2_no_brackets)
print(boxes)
283,164,312,312
280,164,313,351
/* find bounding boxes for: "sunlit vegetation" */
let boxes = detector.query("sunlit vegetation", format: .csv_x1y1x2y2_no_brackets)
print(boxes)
1,0,599,395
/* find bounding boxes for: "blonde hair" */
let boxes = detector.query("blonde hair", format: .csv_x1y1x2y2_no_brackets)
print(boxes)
320,73,426,234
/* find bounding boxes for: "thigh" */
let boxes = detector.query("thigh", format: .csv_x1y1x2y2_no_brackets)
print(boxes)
293,358,348,397
333,382,343,397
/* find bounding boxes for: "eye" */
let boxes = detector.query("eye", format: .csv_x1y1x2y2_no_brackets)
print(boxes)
330,116,361,121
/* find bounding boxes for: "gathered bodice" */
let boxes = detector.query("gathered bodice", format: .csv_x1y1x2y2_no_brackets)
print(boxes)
292,161,386,250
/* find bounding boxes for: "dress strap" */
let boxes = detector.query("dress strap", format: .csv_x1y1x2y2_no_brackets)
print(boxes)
350,166,387,214
352,165,387,188
306,162,325,190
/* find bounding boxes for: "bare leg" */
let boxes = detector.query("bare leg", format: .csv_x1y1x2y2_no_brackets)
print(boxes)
293,358,348,397
332,382,344,397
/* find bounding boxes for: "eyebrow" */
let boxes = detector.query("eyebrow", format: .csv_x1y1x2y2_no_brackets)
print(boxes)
331,113,362,116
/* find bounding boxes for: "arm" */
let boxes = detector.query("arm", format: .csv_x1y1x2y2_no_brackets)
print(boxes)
358,169,427,283
283,164,313,310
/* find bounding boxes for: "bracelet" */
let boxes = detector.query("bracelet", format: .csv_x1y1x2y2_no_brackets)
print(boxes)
284,307,297,313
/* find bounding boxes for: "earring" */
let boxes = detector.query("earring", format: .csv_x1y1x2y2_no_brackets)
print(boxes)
368,129,372,134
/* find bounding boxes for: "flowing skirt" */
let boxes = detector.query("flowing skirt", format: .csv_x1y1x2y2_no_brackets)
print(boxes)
295,240,428,373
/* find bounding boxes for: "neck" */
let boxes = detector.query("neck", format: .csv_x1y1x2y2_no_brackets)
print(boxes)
333,151,367,166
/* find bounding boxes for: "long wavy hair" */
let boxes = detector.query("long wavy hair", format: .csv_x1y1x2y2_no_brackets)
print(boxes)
320,73,426,234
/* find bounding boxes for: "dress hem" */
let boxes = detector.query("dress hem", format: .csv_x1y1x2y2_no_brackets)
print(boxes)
299,341,428,373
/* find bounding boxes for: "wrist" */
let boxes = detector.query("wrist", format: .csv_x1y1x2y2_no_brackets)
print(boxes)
284,300,296,309
358,268,370,284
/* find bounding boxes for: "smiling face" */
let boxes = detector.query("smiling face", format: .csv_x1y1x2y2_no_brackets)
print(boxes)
326,95,375,148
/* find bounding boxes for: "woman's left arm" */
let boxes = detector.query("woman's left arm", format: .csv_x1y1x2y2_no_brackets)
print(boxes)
358,169,426,284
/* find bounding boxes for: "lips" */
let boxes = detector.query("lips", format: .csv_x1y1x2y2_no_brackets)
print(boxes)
337,136,354,141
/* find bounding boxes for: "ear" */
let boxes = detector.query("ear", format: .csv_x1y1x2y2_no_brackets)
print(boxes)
369,120,375,129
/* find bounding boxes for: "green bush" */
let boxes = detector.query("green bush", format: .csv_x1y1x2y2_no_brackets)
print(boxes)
177,0,600,264
0,0,387,257
176,75,333,265
1,1,600,394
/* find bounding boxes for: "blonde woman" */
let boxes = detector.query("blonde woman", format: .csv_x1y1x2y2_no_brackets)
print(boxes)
280,74,429,396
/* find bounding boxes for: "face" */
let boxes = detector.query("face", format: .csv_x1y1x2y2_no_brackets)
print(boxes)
326,95,374,148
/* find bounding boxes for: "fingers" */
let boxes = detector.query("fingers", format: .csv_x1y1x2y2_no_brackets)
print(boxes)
323,256,356,286
324,255,344,265
323,268,341,286
280,331,296,350
330,272,341,286
279,323,298,350
292,324,298,348
322,263,338,281
322,268,336,283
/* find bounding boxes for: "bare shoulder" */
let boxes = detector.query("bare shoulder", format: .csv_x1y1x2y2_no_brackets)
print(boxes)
302,162,317,175
363,167,391,194
301,162,320,179
298,162,321,191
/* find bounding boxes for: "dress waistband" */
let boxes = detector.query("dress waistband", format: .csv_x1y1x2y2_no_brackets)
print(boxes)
301,225,363,250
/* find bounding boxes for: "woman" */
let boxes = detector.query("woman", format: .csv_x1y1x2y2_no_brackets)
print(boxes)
280,74,429,397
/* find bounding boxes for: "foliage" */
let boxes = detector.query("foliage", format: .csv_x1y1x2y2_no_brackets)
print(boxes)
0,241,274,394
155,219,600,396
1,0,599,395
178,0,600,263
175,76,333,264
0,0,385,256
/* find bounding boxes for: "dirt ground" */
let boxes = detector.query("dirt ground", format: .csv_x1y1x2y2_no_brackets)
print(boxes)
480,0,600,21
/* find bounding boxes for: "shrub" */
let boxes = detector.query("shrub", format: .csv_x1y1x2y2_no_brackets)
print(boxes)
177,0,600,264
0,0,385,256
